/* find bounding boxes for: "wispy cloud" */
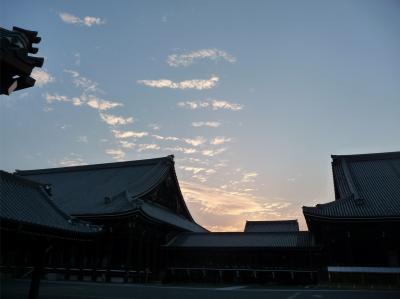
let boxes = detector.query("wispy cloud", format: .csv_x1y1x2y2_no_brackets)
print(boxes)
242,172,258,183
165,147,197,154
181,181,290,217
177,99,243,111
210,136,231,145
77,136,88,143
31,69,54,87
64,70,99,93
179,166,206,174
152,135,179,141
201,148,227,157
137,76,219,90
167,49,236,67
192,121,221,128
45,93,122,111
105,148,125,160
148,123,161,131
137,143,160,152
59,12,105,27
184,136,206,147
84,95,122,110
57,153,86,167
112,130,148,139
119,140,135,149
99,113,134,126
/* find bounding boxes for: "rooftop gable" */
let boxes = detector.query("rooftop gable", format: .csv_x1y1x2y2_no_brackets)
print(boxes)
303,151,400,219
0,171,100,236
244,220,299,232
15,156,194,221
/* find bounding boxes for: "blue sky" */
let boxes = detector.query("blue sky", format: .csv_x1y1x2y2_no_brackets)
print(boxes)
1,0,400,231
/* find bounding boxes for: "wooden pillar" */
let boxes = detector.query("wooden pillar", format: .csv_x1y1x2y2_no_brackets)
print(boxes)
28,242,47,299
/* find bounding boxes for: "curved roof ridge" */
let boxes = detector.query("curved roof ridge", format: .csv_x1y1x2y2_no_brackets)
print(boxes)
331,151,400,161
15,156,173,176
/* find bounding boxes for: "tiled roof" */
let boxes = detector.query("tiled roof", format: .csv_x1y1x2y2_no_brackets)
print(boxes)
166,231,316,248
15,156,193,220
244,220,299,232
128,199,207,232
0,171,101,235
303,151,400,219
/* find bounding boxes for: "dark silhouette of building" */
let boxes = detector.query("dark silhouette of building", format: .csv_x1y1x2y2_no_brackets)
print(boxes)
1,152,399,287
303,151,400,284
14,155,206,282
0,171,101,298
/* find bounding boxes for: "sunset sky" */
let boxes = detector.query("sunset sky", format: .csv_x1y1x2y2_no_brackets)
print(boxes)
1,0,400,231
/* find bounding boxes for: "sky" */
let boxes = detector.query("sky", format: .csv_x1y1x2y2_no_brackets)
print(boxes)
1,0,400,231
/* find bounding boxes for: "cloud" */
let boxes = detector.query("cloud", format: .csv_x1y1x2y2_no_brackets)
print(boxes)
177,99,243,111
165,147,197,154
44,93,122,111
167,49,236,67
57,154,86,167
77,136,88,143
99,113,134,126
148,123,161,131
137,76,219,90
105,148,125,160
181,181,290,217
31,69,54,87
59,12,105,27
211,100,243,111
112,130,148,139
178,101,209,110
74,53,81,65
137,143,160,152
119,140,135,149
242,172,258,183
151,135,179,141
184,136,206,147
64,70,99,93
210,136,231,145
85,96,122,110
192,121,221,128
201,148,226,157
179,166,206,174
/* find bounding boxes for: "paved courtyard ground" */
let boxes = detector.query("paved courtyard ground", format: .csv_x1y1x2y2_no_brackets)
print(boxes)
1,279,400,299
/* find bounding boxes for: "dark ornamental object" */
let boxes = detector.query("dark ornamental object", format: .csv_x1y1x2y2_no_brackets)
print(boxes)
0,26,44,95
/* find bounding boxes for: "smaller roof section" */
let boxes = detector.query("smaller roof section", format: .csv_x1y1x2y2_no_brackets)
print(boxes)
0,171,101,237
166,231,316,249
244,220,299,232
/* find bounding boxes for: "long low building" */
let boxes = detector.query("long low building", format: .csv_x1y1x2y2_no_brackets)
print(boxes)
1,151,399,286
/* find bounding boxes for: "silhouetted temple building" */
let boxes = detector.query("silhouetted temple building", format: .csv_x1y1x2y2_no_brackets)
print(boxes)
0,171,101,298
303,152,400,284
244,220,299,232
1,152,399,287
14,156,206,282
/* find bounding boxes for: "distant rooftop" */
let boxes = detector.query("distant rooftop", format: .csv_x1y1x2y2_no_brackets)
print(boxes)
166,231,316,249
244,220,299,232
303,151,400,219
0,171,101,236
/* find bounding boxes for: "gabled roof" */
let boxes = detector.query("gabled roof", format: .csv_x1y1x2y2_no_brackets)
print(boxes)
0,171,101,236
244,220,299,232
15,156,194,221
303,151,400,219
100,198,207,232
166,231,316,249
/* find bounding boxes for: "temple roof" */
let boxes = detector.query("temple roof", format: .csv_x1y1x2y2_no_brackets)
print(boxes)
166,231,316,249
15,156,193,219
0,171,101,236
244,220,299,232
303,151,400,219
